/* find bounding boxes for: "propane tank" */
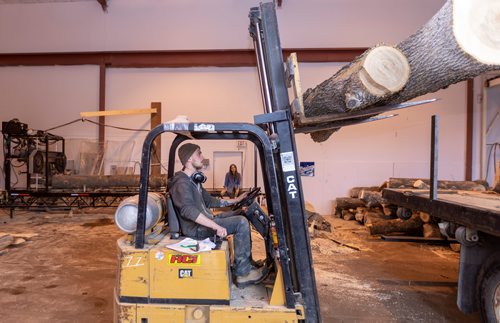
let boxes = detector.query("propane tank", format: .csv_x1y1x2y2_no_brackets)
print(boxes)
114,192,166,233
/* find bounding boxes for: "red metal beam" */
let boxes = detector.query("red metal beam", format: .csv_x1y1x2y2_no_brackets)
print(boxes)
0,48,366,68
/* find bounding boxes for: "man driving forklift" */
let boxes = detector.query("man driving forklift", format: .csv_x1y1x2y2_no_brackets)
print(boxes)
168,143,269,287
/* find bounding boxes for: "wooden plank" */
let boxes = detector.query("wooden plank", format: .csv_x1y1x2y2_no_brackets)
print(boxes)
80,108,157,118
98,63,106,145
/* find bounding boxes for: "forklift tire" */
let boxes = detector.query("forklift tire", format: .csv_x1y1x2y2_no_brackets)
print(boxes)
480,264,500,323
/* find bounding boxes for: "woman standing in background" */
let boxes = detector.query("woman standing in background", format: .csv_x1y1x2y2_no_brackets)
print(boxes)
221,164,241,198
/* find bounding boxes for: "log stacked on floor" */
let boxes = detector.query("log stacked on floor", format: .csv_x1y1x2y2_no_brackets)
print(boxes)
334,186,397,227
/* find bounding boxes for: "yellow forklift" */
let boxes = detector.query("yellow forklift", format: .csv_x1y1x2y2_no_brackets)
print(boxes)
113,2,436,321
114,3,321,322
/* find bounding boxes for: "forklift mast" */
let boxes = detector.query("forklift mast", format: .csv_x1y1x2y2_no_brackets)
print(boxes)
248,3,321,321
133,2,321,322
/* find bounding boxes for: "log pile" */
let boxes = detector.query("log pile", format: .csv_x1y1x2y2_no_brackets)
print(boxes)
333,177,489,238
333,186,415,234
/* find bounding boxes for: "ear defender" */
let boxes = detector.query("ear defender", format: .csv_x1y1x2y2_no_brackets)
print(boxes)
191,171,207,184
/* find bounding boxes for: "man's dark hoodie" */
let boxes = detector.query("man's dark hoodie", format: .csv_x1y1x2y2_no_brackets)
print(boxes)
168,171,224,238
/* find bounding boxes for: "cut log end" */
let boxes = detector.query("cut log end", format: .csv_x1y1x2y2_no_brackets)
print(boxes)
361,46,410,95
453,0,500,65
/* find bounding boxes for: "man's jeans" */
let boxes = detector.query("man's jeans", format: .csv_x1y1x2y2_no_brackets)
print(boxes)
195,211,252,277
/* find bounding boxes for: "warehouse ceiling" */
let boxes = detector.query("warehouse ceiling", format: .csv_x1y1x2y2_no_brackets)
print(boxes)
0,0,107,11
0,0,285,10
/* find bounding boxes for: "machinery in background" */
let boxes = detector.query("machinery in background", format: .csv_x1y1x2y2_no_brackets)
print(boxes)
1,119,152,215
2,119,66,191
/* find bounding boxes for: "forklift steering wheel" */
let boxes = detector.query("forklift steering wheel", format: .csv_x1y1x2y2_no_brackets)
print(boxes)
231,187,261,210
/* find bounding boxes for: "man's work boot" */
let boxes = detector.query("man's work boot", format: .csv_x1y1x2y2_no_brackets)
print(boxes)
236,265,269,288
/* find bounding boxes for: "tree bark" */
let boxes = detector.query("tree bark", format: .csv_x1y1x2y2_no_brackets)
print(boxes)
350,186,380,198
359,190,388,208
301,0,500,142
369,214,423,235
333,197,365,215
302,45,409,116
363,210,387,227
341,209,356,221
387,177,487,191
303,46,409,142
52,174,167,189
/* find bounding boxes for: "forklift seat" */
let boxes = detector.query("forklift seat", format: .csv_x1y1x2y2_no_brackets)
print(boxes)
166,194,181,239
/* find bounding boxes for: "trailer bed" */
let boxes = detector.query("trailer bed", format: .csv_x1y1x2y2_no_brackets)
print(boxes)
382,189,500,238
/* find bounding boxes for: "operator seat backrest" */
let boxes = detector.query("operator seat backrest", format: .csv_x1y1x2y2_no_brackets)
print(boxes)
166,193,181,239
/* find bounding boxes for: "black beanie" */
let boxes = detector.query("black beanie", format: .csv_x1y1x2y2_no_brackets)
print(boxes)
178,143,200,166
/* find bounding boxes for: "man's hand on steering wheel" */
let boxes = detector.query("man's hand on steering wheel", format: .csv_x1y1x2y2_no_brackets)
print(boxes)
232,187,261,210
234,191,248,204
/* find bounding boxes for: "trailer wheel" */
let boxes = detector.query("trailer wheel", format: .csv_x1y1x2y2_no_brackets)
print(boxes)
480,264,500,323
396,207,412,220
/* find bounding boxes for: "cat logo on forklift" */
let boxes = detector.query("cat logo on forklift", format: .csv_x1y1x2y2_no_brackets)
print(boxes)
286,175,298,199
178,269,193,278
168,254,202,266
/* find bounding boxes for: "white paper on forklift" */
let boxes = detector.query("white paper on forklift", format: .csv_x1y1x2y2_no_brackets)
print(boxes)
166,237,215,254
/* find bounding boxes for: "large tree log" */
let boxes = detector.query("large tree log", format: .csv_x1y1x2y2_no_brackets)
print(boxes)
369,213,423,235
333,197,365,216
302,45,409,117
303,0,500,142
349,186,380,198
359,190,388,208
52,174,167,189
387,177,487,191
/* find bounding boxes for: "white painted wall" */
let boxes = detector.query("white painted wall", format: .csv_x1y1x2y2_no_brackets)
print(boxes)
0,0,445,51
0,0,478,215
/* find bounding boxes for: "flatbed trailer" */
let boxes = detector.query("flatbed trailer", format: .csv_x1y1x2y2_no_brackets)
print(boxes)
383,187,500,321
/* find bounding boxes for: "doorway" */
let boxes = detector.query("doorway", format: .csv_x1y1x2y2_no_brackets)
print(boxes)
213,151,243,190
485,82,500,186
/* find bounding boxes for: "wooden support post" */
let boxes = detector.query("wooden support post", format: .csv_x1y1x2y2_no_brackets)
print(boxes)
151,102,162,176
98,63,106,175
494,161,500,193
98,63,106,146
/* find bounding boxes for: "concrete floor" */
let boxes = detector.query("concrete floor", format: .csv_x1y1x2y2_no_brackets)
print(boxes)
0,209,480,322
